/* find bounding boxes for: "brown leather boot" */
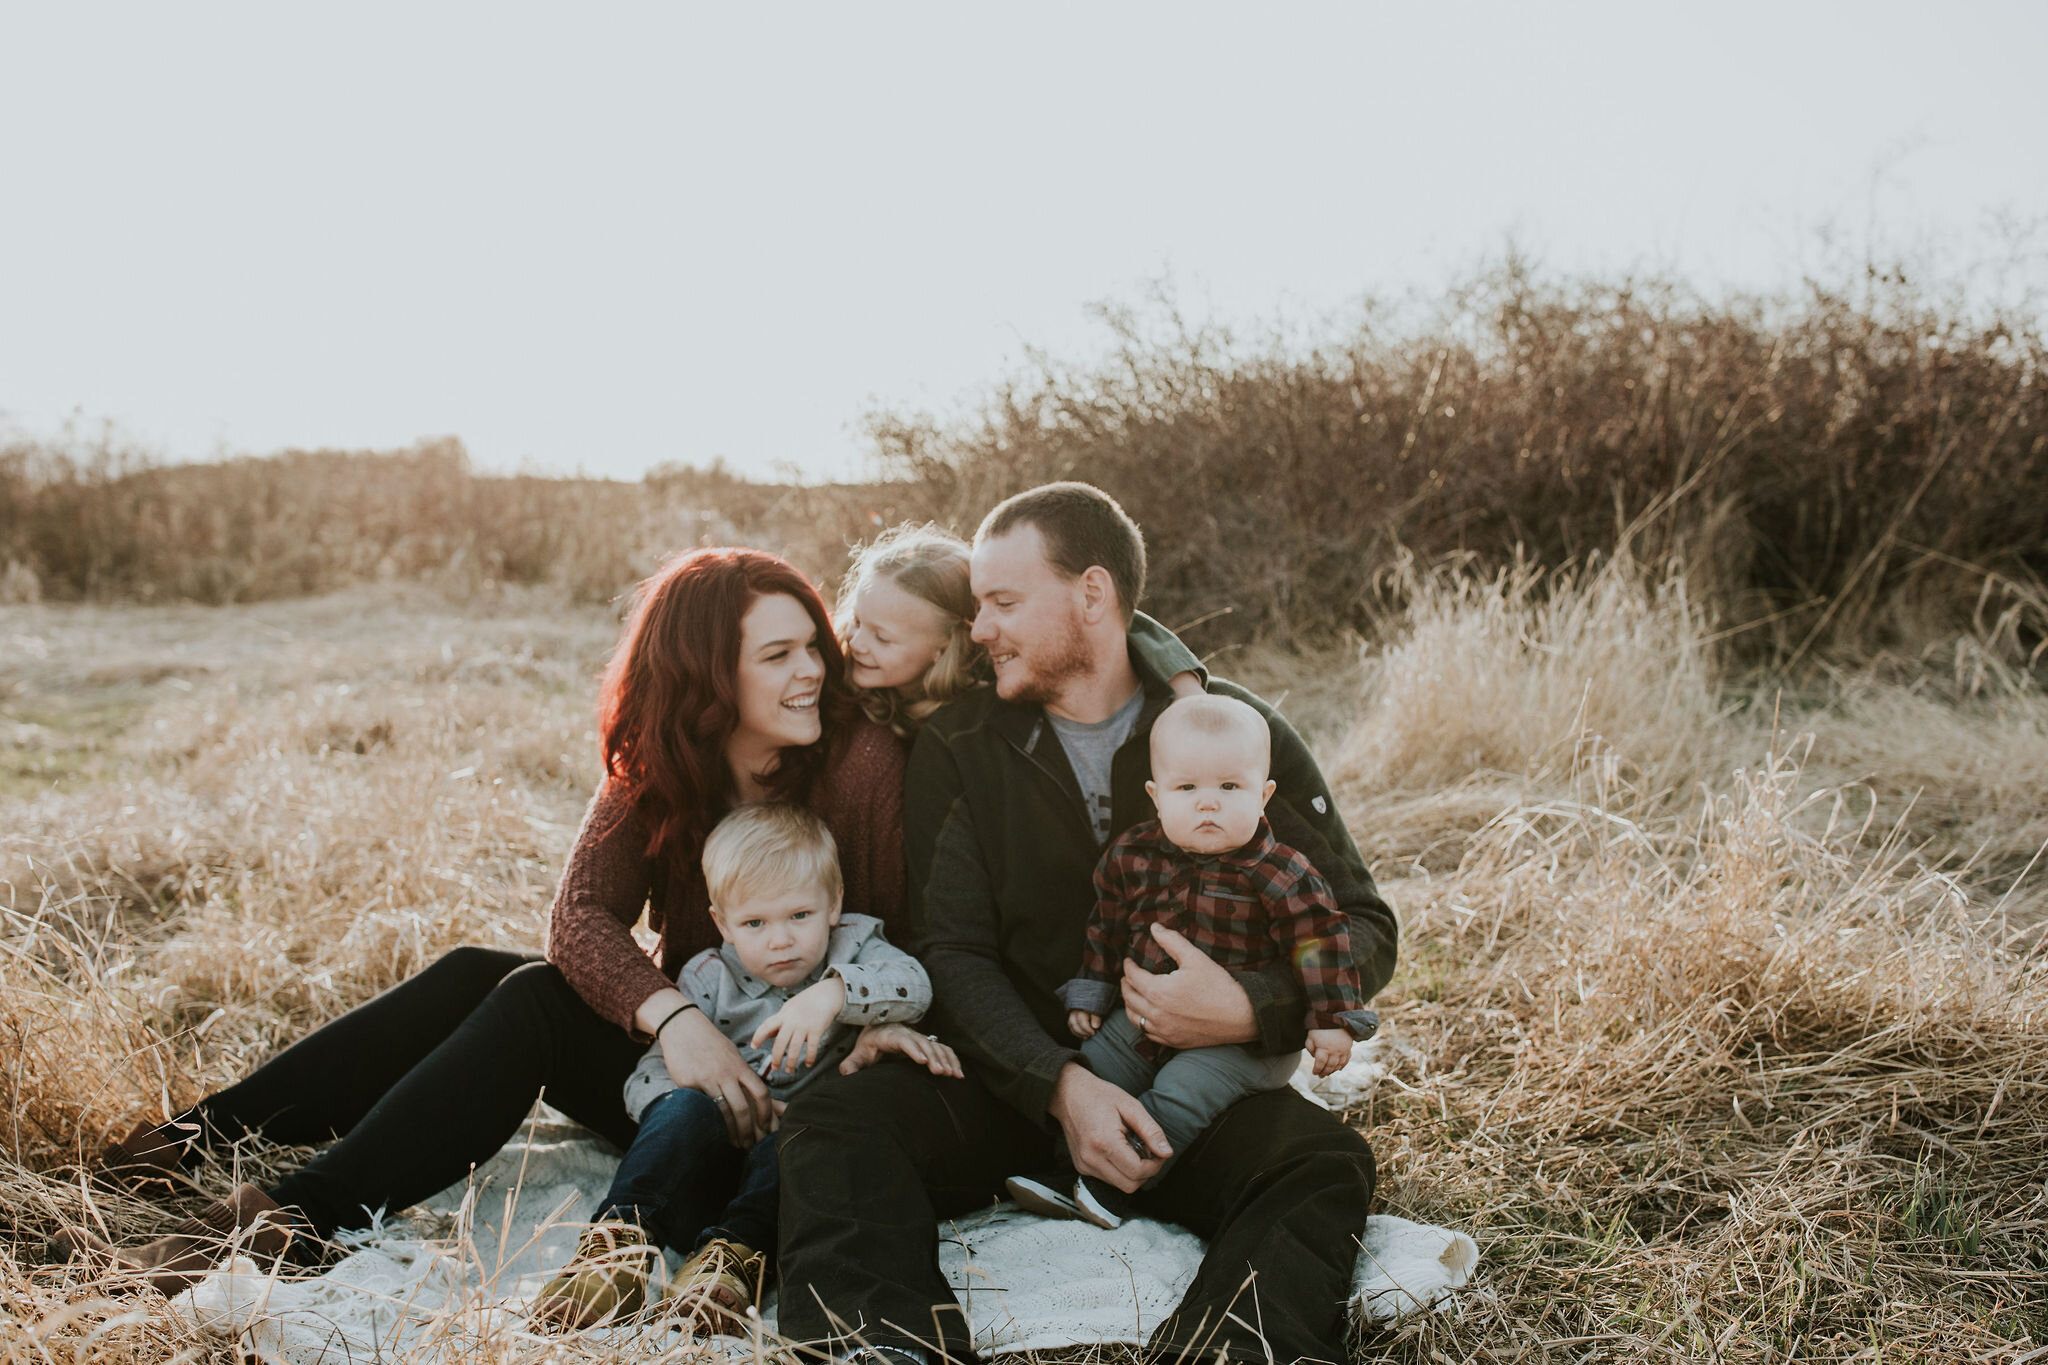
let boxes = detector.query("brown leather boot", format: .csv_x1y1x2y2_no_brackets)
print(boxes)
49,1183,323,1297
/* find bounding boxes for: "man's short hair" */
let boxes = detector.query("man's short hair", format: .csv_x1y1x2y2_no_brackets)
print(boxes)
702,802,842,909
976,482,1147,623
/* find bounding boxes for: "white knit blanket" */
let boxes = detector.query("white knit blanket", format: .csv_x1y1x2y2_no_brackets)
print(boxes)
174,1046,1477,1364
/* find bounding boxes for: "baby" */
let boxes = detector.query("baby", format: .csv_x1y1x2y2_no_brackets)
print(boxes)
1009,693,1377,1229
531,803,960,1333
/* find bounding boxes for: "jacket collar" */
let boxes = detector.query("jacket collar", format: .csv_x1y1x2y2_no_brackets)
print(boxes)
717,943,808,1000
1129,815,1279,870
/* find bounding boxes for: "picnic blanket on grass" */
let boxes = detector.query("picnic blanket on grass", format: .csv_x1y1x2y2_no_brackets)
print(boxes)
174,1044,1477,1364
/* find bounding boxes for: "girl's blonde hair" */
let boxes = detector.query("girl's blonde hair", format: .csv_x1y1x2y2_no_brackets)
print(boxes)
836,523,987,738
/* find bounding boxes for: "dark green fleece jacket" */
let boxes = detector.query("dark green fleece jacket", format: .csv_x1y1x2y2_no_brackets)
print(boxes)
906,622,1399,1122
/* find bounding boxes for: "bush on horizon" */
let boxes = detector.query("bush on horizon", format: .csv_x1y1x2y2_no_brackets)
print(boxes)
874,264,2048,665
5,263,2044,669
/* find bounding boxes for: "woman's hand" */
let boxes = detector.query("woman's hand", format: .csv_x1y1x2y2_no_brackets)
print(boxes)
1120,924,1258,1050
752,978,846,1077
640,988,776,1147
839,1023,964,1078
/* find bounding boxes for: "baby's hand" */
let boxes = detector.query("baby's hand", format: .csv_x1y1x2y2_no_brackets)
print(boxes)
1306,1028,1353,1078
1068,1009,1103,1040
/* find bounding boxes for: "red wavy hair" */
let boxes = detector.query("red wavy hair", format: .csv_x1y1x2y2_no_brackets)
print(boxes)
597,547,860,867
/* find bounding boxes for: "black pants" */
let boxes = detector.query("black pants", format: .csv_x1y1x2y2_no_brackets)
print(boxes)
180,946,646,1238
777,1063,1376,1365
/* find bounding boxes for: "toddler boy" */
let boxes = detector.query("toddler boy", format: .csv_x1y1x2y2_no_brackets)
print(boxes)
533,802,960,1332
1007,694,1377,1229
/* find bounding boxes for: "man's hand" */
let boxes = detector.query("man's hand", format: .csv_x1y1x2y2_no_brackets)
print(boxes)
1068,1009,1103,1040
1120,924,1258,1050
838,1023,965,1078
1048,1063,1170,1193
1305,1027,1353,1077
650,999,777,1147
752,977,847,1078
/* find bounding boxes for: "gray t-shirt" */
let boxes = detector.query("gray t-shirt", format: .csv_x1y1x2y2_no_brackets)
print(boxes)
1046,687,1144,845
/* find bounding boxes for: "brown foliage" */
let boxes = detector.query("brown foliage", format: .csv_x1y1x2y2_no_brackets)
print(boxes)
872,266,2048,664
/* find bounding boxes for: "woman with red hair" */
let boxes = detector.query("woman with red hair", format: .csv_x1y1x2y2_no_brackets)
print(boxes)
58,548,906,1293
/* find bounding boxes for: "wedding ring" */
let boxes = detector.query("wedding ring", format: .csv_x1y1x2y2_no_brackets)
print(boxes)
1133,1013,1148,1030
711,1094,728,1108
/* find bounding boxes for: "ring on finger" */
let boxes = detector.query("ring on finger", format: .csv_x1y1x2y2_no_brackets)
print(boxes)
711,1094,728,1108
1133,1013,1148,1030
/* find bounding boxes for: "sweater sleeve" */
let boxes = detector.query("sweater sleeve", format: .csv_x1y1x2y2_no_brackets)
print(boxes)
1058,846,1126,1016
544,777,675,1033
816,721,908,939
1264,860,1364,1029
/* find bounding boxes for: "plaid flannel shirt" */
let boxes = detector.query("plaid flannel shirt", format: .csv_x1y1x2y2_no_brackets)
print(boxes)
1060,817,1368,1060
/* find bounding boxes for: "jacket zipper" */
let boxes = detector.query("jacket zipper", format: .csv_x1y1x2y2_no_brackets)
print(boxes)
1005,720,1101,846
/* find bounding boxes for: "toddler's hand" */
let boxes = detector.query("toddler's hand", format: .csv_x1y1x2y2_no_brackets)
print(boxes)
1306,1028,1352,1078
1068,1009,1103,1040
752,977,846,1076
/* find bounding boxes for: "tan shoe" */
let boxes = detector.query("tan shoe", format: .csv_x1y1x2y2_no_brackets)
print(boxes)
659,1237,766,1336
529,1222,658,1332
48,1182,320,1297
99,1119,200,1190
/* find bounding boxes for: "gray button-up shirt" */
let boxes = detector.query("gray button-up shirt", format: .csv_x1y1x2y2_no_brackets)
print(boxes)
623,912,932,1121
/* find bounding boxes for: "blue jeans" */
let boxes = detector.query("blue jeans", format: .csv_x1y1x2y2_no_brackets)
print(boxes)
597,1086,778,1256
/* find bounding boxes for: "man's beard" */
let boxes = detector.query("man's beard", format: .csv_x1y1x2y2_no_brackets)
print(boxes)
1001,613,1094,707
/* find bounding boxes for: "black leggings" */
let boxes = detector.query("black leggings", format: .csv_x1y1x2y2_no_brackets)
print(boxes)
181,947,646,1238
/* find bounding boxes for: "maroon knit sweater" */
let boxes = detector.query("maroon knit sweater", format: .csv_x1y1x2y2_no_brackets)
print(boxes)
544,719,907,1032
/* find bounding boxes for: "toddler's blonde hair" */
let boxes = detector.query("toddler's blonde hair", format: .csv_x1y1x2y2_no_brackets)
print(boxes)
837,523,987,738
702,802,842,911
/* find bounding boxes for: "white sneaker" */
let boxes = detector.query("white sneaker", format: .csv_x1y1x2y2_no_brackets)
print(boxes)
1003,1171,1083,1220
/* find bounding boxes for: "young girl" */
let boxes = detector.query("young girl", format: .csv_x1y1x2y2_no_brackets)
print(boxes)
837,523,1204,736
837,525,985,736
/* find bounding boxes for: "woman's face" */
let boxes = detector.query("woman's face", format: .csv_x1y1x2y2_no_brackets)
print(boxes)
730,592,827,753
844,575,954,693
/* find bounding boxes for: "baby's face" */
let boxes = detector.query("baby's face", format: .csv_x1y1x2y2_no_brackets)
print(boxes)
1146,727,1275,856
712,881,841,989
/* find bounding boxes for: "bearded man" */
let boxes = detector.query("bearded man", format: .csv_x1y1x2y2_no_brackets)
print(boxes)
778,482,1399,1365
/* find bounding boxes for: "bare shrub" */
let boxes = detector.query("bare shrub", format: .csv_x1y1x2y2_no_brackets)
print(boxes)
873,267,2048,667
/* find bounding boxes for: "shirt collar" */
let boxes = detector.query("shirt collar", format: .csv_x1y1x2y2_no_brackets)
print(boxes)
717,943,829,1000
1132,815,1277,869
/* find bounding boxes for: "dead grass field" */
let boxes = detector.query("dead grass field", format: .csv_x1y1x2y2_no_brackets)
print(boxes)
4,565,2045,1363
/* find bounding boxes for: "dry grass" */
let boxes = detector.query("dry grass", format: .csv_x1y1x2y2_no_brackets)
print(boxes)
5,561,2046,1362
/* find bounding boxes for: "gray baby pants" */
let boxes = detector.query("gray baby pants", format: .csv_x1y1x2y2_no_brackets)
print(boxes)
1080,1007,1302,1184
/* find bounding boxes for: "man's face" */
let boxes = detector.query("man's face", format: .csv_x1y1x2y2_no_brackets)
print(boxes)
1146,725,1275,855
969,524,1094,706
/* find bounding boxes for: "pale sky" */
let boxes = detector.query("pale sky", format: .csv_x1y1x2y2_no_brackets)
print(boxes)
3,2,2043,483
